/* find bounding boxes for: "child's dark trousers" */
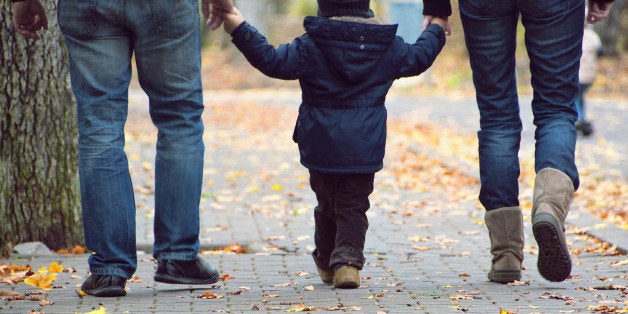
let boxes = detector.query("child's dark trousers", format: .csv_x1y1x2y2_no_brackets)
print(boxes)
309,170,374,271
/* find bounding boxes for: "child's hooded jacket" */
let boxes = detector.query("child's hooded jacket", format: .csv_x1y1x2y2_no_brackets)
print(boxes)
231,16,445,174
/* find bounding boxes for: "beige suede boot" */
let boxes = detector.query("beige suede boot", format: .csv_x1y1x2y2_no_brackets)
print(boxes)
485,206,524,283
316,266,333,284
532,168,573,282
333,265,360,289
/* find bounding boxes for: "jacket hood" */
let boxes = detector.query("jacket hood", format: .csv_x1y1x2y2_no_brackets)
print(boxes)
304,16,398,82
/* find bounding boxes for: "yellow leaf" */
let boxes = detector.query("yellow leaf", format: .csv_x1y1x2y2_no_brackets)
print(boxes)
49,262,63,273
84,305,107,314
271,184,283,191
76,290,87,298
594,223,607,230
24,267,56,289
286,304,318,312
304,285,314,291
500,309,516,314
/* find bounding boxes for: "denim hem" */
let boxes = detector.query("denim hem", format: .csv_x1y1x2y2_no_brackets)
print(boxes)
331,246,365,270
154,253,198,262
89,269,132,280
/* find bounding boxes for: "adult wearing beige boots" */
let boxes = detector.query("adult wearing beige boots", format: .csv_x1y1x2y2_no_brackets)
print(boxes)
484,168,575,284
421,0,615,283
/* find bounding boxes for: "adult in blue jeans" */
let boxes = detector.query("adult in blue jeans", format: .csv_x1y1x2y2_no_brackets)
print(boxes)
422,0,614,283
12,0,234,297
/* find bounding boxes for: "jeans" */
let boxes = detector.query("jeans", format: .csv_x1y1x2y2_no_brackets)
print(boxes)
459,0,582,211
58,0,204,279
309,171,374,270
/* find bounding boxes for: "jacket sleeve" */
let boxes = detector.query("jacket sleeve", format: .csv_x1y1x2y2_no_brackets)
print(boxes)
423,0,452,16
394,24,446,78
231,21,306,80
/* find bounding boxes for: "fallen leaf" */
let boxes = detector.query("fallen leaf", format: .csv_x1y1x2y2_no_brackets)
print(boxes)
0,291,20,297
24,267,56,289
76,290,87,298
198,292,223,299
48,262,63,273
0,263,32,284
286,304,319,312
84,305,107,314
127,276,142,282
507,280,530,286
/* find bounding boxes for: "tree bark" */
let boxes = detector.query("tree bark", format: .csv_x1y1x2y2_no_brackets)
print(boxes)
1,1,83,257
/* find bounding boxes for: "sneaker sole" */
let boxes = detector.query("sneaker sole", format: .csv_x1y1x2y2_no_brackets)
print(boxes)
532,213,571,282
154,273,219,285
82,286,126,297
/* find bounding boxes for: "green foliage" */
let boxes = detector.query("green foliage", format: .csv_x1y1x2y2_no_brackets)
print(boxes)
288,0,318,17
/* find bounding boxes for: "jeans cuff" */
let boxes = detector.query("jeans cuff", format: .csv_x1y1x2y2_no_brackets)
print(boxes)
330,246,365,270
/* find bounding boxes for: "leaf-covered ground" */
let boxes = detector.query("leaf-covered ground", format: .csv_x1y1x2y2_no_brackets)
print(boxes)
193,47,627,230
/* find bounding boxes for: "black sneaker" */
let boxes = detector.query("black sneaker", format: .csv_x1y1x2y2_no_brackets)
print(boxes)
154,257,220,285
81,274,127,297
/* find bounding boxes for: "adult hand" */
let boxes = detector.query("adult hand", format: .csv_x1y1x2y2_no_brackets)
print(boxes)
12,0,49,40
587,1,613,24
203,0,235,31
422,15,451,36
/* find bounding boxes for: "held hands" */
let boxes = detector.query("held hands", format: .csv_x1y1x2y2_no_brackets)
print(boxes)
422,16,450,36
202,0,236,30
220,7,245,35
587,1,613,24
12,0,49,40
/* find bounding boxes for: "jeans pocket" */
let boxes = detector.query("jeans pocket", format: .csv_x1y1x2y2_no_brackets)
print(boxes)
149,0,199,39
57,0,98,38
460,0,496,15
528,0,571,17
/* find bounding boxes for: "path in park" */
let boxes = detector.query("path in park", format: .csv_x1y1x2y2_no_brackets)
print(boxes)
1,89,626,313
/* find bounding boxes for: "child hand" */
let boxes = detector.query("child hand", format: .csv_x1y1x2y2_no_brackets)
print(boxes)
221,7,245,35
422,16,450,36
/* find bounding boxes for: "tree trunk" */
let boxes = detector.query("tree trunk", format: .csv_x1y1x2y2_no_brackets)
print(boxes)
593,0,625,56
1,1,83,257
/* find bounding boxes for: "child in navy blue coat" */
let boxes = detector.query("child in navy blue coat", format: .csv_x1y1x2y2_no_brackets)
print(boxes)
215,0,446,288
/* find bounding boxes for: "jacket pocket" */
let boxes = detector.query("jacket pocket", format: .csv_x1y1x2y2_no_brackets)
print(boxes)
149,0,199,39
57,0,98,39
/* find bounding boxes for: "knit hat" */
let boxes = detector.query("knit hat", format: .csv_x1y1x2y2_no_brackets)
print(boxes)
317,0,374,18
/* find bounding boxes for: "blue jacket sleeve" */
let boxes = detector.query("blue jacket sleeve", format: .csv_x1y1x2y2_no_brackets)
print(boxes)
231,21,307,80
394,24,446,78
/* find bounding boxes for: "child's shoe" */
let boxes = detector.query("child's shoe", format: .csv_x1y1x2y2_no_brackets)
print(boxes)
333,265,360,289
316,266,333,284
575,120,594,136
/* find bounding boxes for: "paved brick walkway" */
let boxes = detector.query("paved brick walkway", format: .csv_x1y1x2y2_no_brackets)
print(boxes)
2,90,626,313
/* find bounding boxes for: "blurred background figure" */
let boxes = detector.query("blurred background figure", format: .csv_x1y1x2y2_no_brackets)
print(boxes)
576,19,604,136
